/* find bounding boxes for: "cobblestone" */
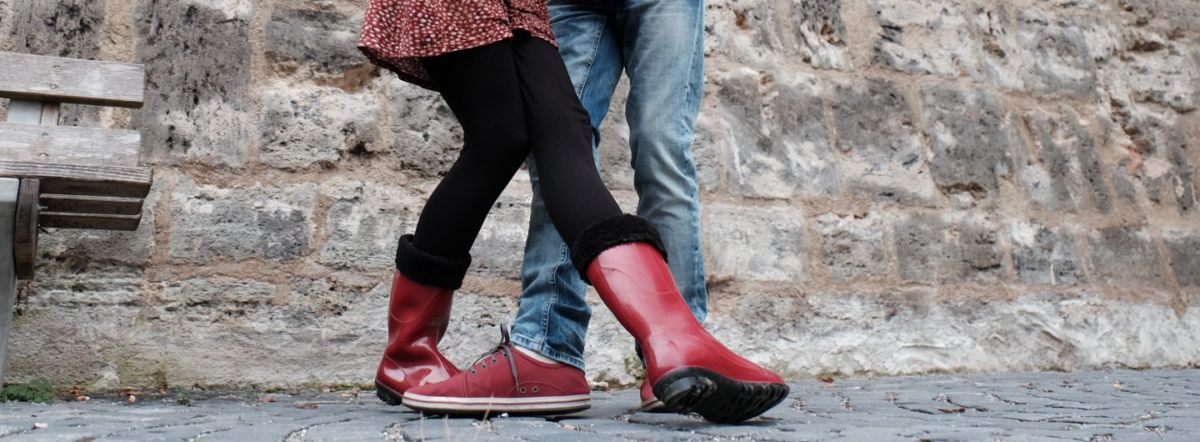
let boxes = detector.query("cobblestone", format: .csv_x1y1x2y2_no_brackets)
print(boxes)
1,369,1197,441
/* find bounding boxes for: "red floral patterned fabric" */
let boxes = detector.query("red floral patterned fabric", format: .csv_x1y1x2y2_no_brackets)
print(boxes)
359,0,557,90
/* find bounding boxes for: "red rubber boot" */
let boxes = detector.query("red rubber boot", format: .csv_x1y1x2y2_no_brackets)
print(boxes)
584,240,789,423
376,235,471,405
375,271,458,405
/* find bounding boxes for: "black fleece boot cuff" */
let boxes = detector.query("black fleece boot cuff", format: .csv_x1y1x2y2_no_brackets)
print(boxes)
394,234,472,290
570,214,668,284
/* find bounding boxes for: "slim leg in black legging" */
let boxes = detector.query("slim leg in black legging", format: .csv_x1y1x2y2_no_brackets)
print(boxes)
413,33,622,260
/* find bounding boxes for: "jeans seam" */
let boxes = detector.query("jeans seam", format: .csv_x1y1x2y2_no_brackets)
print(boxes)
573,16,607,98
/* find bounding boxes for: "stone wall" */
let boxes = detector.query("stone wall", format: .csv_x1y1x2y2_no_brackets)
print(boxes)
1,0,1197,390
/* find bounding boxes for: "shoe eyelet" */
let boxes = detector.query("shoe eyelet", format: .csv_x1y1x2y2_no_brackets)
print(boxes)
532,386,539,393
519,387,527,394
481,363,487,368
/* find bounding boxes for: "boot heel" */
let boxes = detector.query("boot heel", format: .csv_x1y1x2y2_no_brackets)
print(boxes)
653,367,790,423
376,382,404,406
653,368,716,413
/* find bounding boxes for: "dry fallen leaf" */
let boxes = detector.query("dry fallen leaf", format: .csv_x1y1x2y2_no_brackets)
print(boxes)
561,424,578,431
258,395,277,403
818,375,835,383
75,395,90,402
295,402,319,409
126,395,138,404
1113,382,1125,391
937,407,966,414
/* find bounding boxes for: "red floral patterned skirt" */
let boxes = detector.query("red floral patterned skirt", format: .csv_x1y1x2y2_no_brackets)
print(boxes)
358,0,557,90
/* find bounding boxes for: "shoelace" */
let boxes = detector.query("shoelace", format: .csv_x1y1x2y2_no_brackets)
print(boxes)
468,325,520,387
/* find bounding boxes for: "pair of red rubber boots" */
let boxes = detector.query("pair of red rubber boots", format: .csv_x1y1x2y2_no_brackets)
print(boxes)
378,220,788,423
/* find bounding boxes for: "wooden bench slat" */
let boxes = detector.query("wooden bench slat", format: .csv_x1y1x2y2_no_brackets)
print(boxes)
0,52,144,108
0,123,140,167
40,194,144,216
39,212,142,231
0,160,152,198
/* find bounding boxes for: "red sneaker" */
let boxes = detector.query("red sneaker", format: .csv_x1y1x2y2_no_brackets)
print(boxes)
401,327,591,416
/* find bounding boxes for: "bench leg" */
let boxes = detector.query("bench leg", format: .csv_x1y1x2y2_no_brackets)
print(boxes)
0,178,19,383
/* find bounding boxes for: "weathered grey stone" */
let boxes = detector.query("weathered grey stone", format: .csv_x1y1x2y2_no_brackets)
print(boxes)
1104,32,1200,114
1106,102,1197,215
4,263,145,386
156,277,276,323
169,177,316,263
920,85,1014,200
706,0,850,70
9,0,102,59
717,69,836,199
871,0,980,77
1163,230,1200,287
894,213,1003,284
940,216,1004,284
1008,221,1083,285
467,193,531,279
977,5,1105,98
894,213,943,283
815,212,888,281
134,0,254,167
832,79,936,204
1086,225,1165,287
704,204,806,283
265,8,368,74
715,289,1200,376
318,181,419,271
1018,111,1112,213
384,77,462,178
260,82,381,170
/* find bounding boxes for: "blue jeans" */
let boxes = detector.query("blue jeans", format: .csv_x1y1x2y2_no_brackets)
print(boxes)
509,0,707,369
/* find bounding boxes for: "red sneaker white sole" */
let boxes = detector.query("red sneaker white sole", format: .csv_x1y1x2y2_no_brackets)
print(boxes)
402,392,592,415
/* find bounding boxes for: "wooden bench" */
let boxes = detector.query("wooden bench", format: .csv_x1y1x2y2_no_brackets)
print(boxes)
0,52,152,382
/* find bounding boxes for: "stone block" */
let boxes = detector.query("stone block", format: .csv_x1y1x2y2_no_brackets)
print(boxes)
717,69,836,199
5,263,144,386
385,77,462,178
871,0,980,77
894,213,943,283
264,7,368,74
894,213,1003,284
1164,0,1200,36
169,177,316,263
1106,102,1197,215
705,203,806,282
157,277,277,323
467,194,530,279
832,78,936,204
706,0,850,70
920,85,1014,200
1103,28,1200,114
1017,111,1112,213
134,0,254,167
318,181,420,271
8,0,105,126
1008,221,1083,285
260,81,381,170
1086,225,1165,287
1163,230,1200,287
815,212,888,281
976,5,1106,98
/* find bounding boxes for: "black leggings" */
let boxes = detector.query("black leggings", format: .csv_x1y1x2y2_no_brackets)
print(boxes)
411,33,623,260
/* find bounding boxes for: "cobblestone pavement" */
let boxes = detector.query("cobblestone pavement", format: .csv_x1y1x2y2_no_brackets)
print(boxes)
0,369,1196,441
